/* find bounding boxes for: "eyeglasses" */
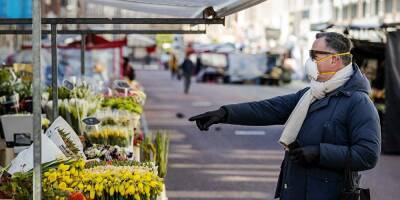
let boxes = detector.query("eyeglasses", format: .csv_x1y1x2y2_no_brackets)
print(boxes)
309,50,352,62
309,50,334,60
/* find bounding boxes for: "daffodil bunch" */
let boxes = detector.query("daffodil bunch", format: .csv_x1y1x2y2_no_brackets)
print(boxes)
81,165,163,199
42,160,86,199
42,159,163,200
87,127,131,147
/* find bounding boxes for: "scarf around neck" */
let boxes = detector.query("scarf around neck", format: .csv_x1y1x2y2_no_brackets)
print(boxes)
279,64,354,149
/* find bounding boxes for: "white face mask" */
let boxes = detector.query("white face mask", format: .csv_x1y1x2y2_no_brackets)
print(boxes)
305,58,319,81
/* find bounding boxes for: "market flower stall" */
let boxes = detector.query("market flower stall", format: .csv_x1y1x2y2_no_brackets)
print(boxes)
0,66,170,200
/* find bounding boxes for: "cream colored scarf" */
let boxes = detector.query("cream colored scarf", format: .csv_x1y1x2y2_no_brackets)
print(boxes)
279,64,354,148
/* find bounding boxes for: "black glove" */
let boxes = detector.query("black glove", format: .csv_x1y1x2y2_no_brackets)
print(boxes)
289,145,320,167
188,107,227,131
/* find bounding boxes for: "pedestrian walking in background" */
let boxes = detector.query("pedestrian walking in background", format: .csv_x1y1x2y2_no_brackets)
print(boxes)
169,53,178,79
180,53,194,94
161,52,170,70
189,32,380,200
122,57,135,81
195,54,203,75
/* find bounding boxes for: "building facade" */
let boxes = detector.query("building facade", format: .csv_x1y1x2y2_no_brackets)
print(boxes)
287,0,400,76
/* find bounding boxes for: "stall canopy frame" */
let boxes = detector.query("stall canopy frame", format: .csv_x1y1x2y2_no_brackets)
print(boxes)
0,17,223,120
0,16,225,199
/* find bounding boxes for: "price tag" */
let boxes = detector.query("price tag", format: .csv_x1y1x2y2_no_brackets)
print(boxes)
63,80,74,90
82,117,100,126
13,133,32,146
113,80,132,93
114,80,131,89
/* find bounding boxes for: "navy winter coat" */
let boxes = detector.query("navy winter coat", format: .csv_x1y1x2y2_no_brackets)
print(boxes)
222,64,381,200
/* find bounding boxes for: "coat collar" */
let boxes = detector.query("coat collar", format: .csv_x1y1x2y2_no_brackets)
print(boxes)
335,63,371,96
308,63,371,113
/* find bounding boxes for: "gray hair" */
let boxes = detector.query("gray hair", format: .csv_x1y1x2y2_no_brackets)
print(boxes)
316,32,353,66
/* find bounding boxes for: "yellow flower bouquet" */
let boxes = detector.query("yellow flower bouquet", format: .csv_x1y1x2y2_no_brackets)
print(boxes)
87,127,131,147
42,160,163,200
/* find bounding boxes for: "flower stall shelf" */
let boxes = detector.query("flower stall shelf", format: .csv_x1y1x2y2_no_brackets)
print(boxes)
0,64,169,200
0,116,166,200
1,159,165,200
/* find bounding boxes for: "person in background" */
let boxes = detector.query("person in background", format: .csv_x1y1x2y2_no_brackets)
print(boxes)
195,54,203,75
180,53,194,94
122,57,135,81
169,53,178,79
160,52,170,71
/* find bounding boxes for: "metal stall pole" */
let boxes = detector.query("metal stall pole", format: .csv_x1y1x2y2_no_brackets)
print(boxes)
51,23,58,120
32,0,42,199
81,34,85,79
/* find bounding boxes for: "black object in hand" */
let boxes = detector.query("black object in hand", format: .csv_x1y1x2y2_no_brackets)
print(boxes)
289,145,320,167
188,108,227,131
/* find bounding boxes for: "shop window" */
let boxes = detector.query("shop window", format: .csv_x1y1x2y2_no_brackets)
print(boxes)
385,0,393,13
375,0,380,15
335,7,340,20
397,0,400,11
351,3,358,18
363,1,367,17
343,5,349,19
302,10,310,18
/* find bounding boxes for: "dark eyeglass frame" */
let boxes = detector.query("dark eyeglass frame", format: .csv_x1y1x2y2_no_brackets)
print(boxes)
309,50,335,60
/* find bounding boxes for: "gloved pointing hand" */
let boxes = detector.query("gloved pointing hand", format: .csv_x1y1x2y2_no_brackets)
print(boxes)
189,107,227,131
289,145,320,167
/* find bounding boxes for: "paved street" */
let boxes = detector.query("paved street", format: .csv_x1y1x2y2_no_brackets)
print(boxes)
137,69,400,200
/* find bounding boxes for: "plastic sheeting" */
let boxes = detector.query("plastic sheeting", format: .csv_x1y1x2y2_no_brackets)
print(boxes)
86,0,266,18
383,31,400,154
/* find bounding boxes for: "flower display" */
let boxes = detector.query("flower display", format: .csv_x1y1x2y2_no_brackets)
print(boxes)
41,159,163,200
1,159,163,200
87,127,131,147
0,71,170,200
84,144,133,161
101,97,143,114
100,115,133,127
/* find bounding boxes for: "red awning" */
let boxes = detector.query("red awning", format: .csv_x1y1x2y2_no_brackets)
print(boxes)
22,34,127,50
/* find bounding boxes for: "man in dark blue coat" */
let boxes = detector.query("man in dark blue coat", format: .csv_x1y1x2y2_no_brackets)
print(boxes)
189,32,381,200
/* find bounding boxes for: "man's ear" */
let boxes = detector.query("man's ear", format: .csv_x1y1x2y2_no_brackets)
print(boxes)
331,55,339,65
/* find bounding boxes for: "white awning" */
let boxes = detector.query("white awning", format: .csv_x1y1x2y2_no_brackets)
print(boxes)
86,0,266,18
127,34,156,47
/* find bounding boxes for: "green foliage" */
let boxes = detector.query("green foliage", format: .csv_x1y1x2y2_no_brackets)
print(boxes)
14,82,32,100
0,159,74,200
84,160,156,169
0,68,12,82
140,131,170,178
47,86,71,100
58,128,80,157
70,85,91,99
0,69,32,99
102,97,143,114
0,172,32,200
141,135,156,163
0,69,14,96
155,131,169,178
